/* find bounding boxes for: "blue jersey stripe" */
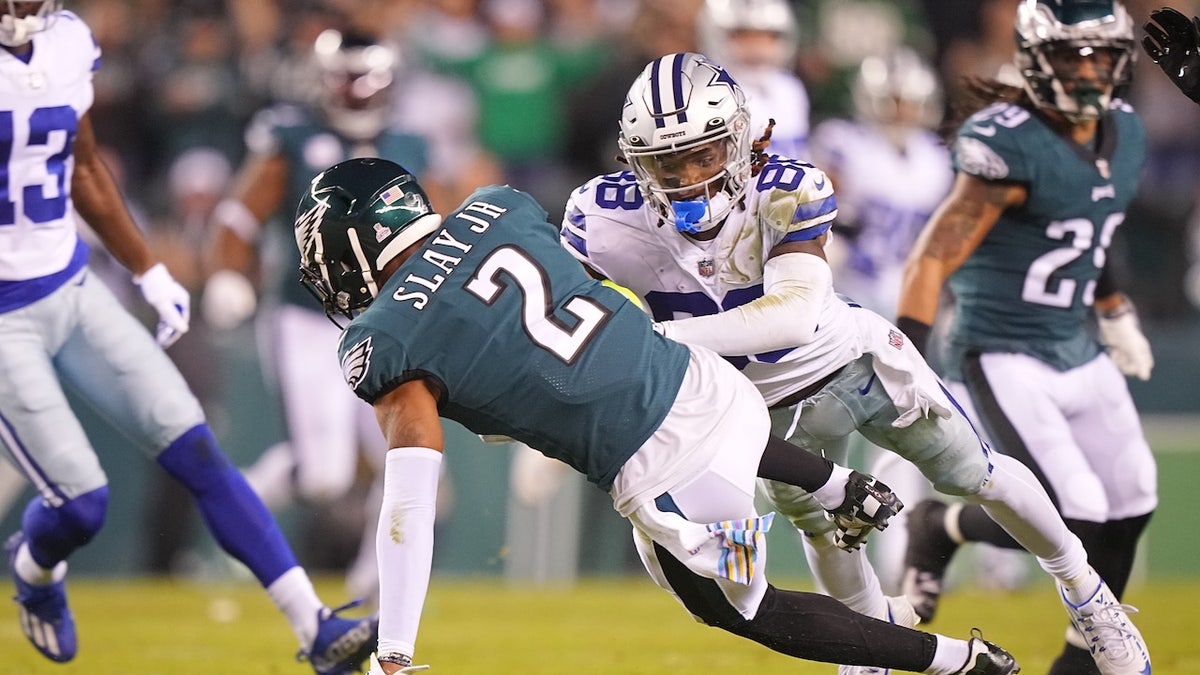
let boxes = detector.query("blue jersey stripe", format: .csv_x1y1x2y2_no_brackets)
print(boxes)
792,195,838,223
0,238,90,314
561,226,587,257
780,220,832,243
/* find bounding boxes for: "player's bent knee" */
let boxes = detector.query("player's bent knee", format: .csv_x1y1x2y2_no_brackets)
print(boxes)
757,478,832,534
929,458,991,498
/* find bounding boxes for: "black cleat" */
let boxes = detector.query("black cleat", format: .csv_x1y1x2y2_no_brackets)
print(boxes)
957,634,1021,674
828,471,904,551
901,499,959,623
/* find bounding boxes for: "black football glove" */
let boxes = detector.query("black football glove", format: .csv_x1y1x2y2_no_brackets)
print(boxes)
1143,7,1200,103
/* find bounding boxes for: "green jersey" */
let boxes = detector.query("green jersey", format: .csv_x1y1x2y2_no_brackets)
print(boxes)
338,186,690,490
945,100,1145,375
245,104,429,308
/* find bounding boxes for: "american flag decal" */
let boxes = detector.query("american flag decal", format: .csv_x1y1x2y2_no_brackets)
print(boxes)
888,329,905,350
340,337,373,389
380,186,403,205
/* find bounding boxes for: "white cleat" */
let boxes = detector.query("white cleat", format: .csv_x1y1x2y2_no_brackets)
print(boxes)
1058,579,1151,675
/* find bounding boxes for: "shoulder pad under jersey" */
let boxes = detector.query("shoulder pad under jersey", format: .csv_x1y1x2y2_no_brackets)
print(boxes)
952,102,1037,182
752,157,838,236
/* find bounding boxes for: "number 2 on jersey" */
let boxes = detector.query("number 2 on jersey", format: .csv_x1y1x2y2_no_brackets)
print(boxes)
1022,212,1122,308
465,246,611,364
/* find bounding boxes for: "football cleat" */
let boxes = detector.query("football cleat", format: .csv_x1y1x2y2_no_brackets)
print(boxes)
1058,577,1151,675
836,596,921,674
828,470,904,551
298,600,380,674
956,634,1021,674
6,531,77,663
900,499,960,622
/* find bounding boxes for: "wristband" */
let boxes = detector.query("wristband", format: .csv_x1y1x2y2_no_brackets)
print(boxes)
895,316,932,357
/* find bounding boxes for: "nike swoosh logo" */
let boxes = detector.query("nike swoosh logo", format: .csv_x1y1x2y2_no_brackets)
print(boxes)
970,124,997,137
813,174,827,190
857,373,876,395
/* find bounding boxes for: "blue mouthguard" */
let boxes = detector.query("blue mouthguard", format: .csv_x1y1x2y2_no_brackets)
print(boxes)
671,198,709,233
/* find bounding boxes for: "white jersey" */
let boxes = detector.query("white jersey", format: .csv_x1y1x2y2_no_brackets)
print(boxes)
562,157,857,406
809,119,952,317
0,11,98,281
733,67,810,161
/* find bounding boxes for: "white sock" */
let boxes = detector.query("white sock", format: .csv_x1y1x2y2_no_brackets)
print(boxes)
971,454,1088,580
811,463,854,511
266,566,323,646
1059,565,1103,606
14,543,66,585
925,634,971,674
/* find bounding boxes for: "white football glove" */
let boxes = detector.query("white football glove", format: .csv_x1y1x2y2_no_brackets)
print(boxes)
135,263,190,348
1097,300,1154,381
201,269,258,330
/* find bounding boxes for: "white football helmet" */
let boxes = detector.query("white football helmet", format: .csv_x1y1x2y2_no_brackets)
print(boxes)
313,29,399,142
0,0,62,47
852,46,943,133
698,0,799,70
618,53,753,234
1015,0,1135,122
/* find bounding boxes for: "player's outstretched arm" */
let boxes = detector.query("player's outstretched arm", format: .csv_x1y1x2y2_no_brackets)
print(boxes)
371,379,446,674
70,112,190,346
1143,7,1200,103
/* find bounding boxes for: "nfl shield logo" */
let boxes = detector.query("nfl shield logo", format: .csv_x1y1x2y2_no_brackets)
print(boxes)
698,257,715,277
888,329,905,350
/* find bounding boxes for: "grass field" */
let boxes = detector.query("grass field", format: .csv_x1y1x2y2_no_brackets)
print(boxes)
2,575,1198,675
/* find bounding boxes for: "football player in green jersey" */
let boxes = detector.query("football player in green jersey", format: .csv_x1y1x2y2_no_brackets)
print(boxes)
202,28,436,605
897,2,1154,674
294,157,1023,675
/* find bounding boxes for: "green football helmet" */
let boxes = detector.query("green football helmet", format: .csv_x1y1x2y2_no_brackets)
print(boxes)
295,158,442,324
1015,0,1135,122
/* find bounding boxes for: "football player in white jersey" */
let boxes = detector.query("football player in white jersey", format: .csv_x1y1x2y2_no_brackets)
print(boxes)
697,0,810,160
811,46,952,320
561,51,1147,675
0,3,377,671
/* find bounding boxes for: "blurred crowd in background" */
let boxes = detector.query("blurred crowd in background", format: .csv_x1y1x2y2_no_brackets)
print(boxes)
77,0,1200,321
34,0,1200,577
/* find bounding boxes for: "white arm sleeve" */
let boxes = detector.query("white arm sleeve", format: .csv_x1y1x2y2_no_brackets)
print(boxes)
376,447,442,660
658,252,831,356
